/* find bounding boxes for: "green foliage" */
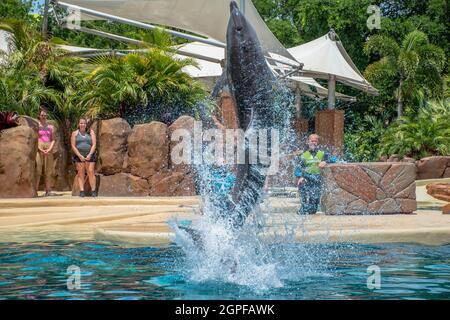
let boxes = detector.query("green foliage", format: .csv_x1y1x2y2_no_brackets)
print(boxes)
379,100,450,159
364,30,446,118
0,0,33,22
344,113,389,162
81,49,207,124
0,10,208,127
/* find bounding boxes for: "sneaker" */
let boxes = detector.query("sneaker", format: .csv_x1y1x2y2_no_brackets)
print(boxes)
91,190,98,197
79,191,85,197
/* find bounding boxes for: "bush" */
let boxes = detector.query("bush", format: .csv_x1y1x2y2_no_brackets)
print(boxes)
344,114,387,162
379,100,450,159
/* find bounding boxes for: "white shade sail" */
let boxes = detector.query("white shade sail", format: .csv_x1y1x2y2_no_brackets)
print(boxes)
174,42,224,78
288,31,378,94
287,76,356,102
55,41,354,100
56,0,294,60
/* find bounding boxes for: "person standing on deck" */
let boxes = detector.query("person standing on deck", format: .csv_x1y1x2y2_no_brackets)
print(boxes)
294,134,337,215
71,118,97,197
35,109,56,196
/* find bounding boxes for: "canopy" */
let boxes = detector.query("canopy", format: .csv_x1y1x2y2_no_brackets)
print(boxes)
56,0,294,60
55,41,354,101
174,42,224,78
288,30,378,94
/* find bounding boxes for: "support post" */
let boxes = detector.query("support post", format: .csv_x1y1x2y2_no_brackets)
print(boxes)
240,0,246,15
327,74,336,110
295,86,302,119
42,0,50,40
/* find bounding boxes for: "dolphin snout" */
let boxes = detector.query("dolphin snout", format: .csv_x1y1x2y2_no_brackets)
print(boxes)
230,1,239,12
230,1,244,32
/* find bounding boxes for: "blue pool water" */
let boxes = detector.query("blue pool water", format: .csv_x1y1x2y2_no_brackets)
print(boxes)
0,241,448,300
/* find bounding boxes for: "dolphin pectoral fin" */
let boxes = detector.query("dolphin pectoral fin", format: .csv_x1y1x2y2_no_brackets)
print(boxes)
211,71,230,99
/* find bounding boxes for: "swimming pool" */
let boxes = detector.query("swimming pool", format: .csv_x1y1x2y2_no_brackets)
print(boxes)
0,240,448,300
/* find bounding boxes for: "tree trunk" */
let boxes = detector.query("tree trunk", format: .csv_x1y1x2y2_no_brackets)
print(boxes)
41,0,50,41
397,79,404,119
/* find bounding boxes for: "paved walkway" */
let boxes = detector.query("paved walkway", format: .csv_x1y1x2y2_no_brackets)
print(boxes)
0,180,448,246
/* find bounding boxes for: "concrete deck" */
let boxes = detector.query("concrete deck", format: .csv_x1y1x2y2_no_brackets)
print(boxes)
0,179,449,246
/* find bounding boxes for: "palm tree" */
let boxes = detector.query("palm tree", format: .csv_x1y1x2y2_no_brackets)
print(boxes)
82,48,206,124
0,18,89,160
364,30,446,118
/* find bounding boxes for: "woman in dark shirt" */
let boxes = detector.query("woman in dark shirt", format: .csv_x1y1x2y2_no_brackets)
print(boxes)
71,118,97,197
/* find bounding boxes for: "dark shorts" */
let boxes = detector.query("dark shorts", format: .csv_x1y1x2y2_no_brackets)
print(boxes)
72,154,96,163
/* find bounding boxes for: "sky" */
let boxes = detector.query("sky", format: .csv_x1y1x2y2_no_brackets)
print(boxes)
31,0,45,14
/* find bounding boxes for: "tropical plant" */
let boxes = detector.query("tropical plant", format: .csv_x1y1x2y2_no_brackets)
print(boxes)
82,48,207,125
364,30,446,118
378,99,450,159
343,112,390,162
0,18,90,151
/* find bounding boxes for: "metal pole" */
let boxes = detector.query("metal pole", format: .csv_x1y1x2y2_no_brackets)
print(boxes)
240,0,246,15
61,24,222,64
295,83,302,119
295,86,302,118
56,1,226,48
42,0,50,40
328,74,336,110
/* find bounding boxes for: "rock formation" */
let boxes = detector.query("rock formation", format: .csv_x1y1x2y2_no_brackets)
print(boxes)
128,121,169,179
96,118,131,175
426,183,450,214
0,126,38,197
321,162,417,214
416,156,450,180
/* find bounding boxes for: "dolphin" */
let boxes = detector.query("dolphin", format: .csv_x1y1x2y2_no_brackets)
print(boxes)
180,1,291,240
210,1,290,227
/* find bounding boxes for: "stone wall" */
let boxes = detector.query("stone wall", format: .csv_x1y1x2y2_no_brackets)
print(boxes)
0,126,38,197
321,162,417,215
382,155,450,180
415,156,450,180
72,116,197,197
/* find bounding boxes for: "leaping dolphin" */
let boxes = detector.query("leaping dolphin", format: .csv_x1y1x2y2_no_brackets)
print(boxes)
181,1,291,238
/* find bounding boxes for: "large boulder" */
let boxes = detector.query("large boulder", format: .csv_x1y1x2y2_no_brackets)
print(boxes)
426,183,450,203
416,156,450,180
148,169,197,196
426,183,450,215
0,126,38,197
167,116,197,195
321,162,417,215
71,174,101,196
168,115,195,169
98,173,149,196
97,118,131,175
128,122,169,179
